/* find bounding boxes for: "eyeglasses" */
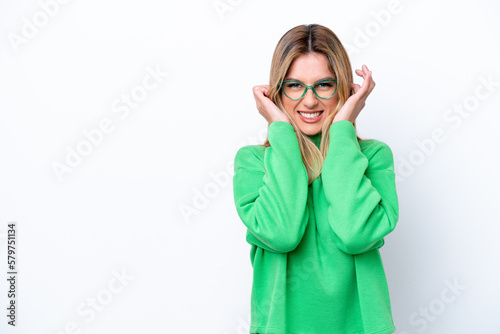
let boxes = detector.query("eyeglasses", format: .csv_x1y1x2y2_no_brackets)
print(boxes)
278,78,337,100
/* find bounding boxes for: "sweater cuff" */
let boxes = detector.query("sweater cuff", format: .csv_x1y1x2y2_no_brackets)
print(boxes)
268,121,296,144
329,120,359,146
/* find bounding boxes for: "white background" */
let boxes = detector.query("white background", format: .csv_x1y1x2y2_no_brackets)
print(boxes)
0,0,499,333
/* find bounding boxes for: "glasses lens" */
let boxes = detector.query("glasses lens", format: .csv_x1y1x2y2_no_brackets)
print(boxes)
283,82,305,99
314,80,337,98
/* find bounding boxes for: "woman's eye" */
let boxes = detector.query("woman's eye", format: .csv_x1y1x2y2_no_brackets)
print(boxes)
287,83,302,89
317,83,333,88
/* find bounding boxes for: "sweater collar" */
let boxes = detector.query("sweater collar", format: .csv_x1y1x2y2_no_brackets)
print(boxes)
307,131,322,148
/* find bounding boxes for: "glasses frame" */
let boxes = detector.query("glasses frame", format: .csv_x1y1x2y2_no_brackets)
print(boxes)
278,78,338,100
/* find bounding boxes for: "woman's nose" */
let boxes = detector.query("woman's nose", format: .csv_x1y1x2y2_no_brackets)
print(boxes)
302,88,319,106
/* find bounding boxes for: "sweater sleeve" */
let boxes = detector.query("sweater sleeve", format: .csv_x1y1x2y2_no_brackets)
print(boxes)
232,121,310,253
321,120,399,255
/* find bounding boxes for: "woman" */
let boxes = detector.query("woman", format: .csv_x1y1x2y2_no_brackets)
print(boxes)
233,23,399,334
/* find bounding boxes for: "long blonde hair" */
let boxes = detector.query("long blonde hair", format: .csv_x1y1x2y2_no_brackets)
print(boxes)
262,24,364,185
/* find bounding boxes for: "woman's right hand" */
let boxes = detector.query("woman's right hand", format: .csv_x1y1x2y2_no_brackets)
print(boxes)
253,85,291,124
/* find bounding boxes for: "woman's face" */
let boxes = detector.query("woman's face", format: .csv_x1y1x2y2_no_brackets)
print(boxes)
281,52,339,136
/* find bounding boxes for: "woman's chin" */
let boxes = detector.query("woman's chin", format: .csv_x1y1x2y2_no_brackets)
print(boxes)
298,123,323,136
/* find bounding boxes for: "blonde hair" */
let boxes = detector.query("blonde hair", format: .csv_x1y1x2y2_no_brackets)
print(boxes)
262,24,364,185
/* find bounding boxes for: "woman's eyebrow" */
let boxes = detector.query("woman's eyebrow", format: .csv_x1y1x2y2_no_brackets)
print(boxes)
284,76,336,82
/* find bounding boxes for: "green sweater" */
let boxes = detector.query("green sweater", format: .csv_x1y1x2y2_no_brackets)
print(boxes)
232,120,399,334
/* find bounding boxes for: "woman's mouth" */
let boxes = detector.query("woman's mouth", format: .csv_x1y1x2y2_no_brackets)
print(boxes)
297,110,324,123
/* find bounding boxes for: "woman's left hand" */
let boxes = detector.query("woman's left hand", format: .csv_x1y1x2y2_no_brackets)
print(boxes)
332,64,375,124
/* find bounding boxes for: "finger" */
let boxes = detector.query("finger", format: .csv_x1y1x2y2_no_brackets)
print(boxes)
363,65,371,79
255,86,267,95
368,76,375,92
356,66,369,79
353,84,361,94
365,71,375,92
357,73,372,96
253,86,265,95
356,66,365,77
365,66,373,81
350,83,361,95
364,65,371,78
357,72,369,93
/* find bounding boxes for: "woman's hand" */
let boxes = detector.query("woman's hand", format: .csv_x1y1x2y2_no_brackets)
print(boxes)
332,65,375,124
253,85,291,124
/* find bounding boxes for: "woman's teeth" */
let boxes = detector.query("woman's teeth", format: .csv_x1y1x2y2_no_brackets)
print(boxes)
298,111,322,119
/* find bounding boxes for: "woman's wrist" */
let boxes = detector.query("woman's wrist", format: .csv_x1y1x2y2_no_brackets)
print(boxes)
332,116,354,125
270,116,291,124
